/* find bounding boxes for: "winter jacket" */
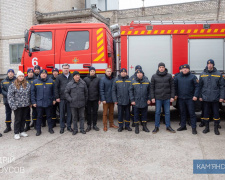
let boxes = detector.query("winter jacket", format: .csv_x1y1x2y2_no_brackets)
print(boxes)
129,76,151,108
7,83,31,110
150,69,175,100
83,75,100,101
174,72,199,99
99,74,114,103
31,77,55,107
112,75,131,105
55,73,73,100
199,67,224,102
1,76,16,104
65,79,88,108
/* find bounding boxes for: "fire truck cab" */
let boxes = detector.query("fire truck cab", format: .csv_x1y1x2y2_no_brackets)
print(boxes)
20,23,114,75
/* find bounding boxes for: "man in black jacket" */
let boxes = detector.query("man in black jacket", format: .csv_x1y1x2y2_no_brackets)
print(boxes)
55,64,73,134
1,69,16,133
25,68,37,131
129,69,151,134
151,62,175,134
50,68,59,127
65,71,88,135
174,64,199,135
112,68,132,132
83,67,100,132
199,59,224,135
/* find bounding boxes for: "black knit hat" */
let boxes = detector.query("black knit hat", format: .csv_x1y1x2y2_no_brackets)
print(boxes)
207,59,215,66
40,69,47,74
89,67,96,72
73,71,80,77
182,64,190,69
158,62,165,68
120,68,127,73
34,65,41,70
135,65,142,71
52,68,59,73
136,69,144,74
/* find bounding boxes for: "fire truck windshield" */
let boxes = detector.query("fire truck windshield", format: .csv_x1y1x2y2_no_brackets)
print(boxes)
29,32,52,52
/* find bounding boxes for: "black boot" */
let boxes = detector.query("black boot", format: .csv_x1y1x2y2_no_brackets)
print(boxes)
192,128,197,135
86,125,91,132
49,128,54,134
60,128,64,134
199,120,205,127
142,123,150,132
135,124,139,134
0,133,2,137
125,126,132,131
93,125,100,131
118,127,123,132
202,121,210,134
166,126,176,133
36,130,42,136
24,123,30,132
214,122,220,135
177,126,187,131
152,126,159,134
4,123,11,133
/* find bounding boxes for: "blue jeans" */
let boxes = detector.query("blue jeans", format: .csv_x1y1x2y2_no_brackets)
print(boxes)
155,99,170,127
59,99,72,129
178,98,197,128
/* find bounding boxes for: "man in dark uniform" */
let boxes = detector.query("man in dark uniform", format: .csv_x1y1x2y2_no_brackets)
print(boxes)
25,68,37,131
33,65,41,79
199,59,224,135
1,69,16,133
112,68,132,132
50,68,59,127
83,67,100,132
175,64,199,135
129,69,151,134
31,69,55,136
129,65,145,127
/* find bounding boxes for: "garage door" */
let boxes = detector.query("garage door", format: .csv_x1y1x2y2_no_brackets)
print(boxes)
188,39,225,73
128,35,172,80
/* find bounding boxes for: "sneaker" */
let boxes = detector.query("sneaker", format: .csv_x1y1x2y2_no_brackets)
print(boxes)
14,134,20,140
20,132,28,137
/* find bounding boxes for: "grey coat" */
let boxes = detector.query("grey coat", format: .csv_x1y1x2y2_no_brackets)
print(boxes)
65,79,88,108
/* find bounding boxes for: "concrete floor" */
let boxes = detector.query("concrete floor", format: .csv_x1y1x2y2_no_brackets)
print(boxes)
0,103,225,180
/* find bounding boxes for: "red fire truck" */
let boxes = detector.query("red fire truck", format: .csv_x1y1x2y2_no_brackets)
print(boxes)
20,21,225,80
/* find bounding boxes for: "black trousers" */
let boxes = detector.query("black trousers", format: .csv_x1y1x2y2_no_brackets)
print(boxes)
118,105,130,128
52,102,59,123
71,107,85,131
14,106,29,134
36,106,53,131
203,101,220,122
86,100,99,126
5,103,12,124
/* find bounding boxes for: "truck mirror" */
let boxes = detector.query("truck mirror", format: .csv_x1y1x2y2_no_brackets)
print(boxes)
24,29,29,44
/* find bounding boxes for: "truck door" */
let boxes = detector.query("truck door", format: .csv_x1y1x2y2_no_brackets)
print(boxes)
59,29,92,73
188,39,225,74
24,31,55,73
128,35,172,79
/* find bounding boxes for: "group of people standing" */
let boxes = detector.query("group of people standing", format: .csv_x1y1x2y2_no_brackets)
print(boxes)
0,59,224,139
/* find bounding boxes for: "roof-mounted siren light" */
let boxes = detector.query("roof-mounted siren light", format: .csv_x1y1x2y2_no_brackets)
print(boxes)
110,24,120,38
203,24,210,29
